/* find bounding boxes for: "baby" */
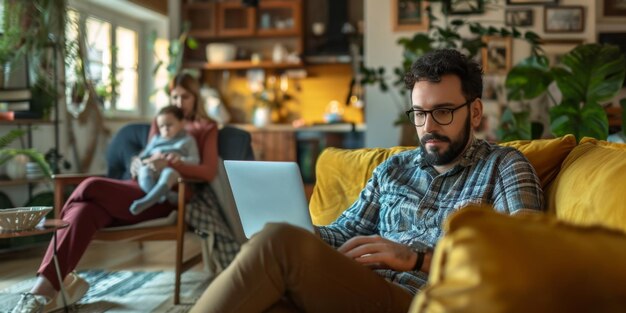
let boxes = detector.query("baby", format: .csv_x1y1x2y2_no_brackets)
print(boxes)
129,105,199,215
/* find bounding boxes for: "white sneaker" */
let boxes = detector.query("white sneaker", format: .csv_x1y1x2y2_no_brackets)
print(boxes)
11,293,47,313
44,272,89,312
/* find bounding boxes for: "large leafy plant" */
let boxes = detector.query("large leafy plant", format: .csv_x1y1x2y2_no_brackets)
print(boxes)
505,43,626,141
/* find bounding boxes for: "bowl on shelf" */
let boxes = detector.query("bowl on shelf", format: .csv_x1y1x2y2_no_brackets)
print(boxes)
0,206,52,232
206,43,237,64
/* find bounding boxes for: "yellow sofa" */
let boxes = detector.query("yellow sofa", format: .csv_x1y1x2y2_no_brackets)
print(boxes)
310,135,626,312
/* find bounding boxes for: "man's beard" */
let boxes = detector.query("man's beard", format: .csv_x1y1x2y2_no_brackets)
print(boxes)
419,114,471,166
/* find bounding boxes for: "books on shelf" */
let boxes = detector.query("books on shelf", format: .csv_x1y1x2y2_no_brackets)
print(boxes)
0,88,32,101
0,88,32,117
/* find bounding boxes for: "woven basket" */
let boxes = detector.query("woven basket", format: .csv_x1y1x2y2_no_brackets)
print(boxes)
0,207,53,231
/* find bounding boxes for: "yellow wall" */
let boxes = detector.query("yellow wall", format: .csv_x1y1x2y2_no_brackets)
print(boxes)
211,64,364,125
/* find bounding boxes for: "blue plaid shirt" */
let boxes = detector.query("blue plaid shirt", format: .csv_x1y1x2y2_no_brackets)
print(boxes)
318,138,544,294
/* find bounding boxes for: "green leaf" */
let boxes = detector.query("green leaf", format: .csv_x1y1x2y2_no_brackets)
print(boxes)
549,98,608,141
497,107,531,141
555,44,626,106
0,129,27,149
505,55,552,100
187,37,199,50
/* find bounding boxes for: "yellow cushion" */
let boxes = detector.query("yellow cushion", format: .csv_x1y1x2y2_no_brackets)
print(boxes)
547,137,626,233
309,135,576,226
498,134,576,189
309,146,414,225
411,206,626,313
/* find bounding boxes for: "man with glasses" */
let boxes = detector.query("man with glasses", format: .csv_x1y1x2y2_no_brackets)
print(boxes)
191,49,544,313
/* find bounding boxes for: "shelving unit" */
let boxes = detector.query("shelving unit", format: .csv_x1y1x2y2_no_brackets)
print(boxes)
181,0,303,71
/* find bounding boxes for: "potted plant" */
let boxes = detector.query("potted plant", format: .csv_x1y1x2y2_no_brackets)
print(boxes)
0,129,52,179
360,2,542,145
505,43,626,141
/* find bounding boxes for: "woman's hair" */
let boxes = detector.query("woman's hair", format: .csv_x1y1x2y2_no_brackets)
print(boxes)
158,105,184,121
169,73,211,122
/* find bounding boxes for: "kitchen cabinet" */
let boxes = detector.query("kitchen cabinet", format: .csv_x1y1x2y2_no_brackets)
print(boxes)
181,0,303,71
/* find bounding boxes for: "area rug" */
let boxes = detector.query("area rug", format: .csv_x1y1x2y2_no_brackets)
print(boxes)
0,270,213,312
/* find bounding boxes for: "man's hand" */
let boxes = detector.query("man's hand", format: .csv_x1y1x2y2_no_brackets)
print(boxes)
338,235,417,272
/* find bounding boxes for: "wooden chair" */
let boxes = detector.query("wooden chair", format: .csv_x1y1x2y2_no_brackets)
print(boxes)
53,124,253,304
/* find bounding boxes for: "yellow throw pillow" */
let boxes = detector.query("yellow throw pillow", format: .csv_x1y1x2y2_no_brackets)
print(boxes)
547,137,626,233
411,205,626,313
499,134,576,189
309,146,414,225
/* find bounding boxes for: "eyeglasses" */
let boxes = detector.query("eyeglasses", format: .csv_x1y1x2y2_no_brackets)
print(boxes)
405,99,474,127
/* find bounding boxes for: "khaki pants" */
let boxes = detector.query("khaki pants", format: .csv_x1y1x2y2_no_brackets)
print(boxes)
191,223,414,313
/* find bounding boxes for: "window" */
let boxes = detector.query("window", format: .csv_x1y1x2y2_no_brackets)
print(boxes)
66,4,143,117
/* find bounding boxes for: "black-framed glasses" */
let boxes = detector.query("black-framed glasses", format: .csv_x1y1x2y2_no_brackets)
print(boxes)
405,99,474,127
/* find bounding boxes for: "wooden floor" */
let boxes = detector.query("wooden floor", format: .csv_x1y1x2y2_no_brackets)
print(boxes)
0,236,205,291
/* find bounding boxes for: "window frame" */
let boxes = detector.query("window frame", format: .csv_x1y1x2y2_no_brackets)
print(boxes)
68,1,149,118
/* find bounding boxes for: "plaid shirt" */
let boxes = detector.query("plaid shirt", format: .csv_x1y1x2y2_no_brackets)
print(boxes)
318,138,544,294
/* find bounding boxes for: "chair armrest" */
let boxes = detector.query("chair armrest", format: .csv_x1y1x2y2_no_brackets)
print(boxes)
53,173,105,217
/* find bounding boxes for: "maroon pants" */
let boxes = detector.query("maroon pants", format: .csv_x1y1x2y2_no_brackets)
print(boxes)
38,177,175,290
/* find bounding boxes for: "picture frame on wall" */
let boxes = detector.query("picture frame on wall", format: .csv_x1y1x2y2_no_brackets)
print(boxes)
603,0,626,16
544,6,585,33
392,0,429,32
481,36,512,74
505,9,534,26
540,39,583,66
506,0,557,4
446,0,483,15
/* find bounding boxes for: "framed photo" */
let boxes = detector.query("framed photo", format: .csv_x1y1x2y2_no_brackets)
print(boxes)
603,0,626,16
506,0,556,4
544,6,585,33
481,36,512,74
540,39,583,66
505,9,534,26
446,0,483,15
392,0,428,32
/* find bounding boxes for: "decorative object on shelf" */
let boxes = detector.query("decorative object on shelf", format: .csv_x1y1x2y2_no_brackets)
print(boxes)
446,0,484,15
544,6,585,33
206,43,237,64
0,129,52,179
0,206,52,232
392,0,428,32
482,36,512,74
272,44,288,63
603,0,626,16
324,100,345,124
252,106,271,128
505,8,533,27
504,44,626,141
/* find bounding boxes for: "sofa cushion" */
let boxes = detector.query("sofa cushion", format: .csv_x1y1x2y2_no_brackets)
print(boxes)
547,137,626,233
309,146,414,225
411,205,626,313
498,134,576,189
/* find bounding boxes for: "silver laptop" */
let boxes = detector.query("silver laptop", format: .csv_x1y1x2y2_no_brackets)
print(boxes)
223,160,315,239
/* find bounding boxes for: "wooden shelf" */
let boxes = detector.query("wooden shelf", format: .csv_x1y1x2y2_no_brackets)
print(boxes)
0,119,55,125
0,178,49,187
184,60,303,70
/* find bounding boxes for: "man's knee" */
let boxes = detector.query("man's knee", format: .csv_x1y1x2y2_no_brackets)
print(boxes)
250,223,318,254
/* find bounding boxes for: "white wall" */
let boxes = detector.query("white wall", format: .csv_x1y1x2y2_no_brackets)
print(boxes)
363,0,610,148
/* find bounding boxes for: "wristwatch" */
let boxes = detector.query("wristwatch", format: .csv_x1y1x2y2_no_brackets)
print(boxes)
410,246,430,272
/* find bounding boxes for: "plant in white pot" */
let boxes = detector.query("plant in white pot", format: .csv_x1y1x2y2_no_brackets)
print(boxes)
0,129,52,180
